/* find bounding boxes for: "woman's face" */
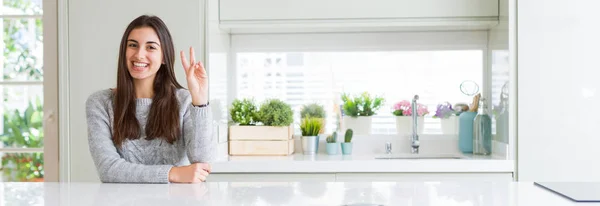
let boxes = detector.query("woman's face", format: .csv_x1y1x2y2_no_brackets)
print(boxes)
125,27,163,81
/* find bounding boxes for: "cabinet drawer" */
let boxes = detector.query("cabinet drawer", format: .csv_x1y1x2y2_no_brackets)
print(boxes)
207,173,336,182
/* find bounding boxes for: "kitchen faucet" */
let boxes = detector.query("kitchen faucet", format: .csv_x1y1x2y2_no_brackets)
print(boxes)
411,95,419,154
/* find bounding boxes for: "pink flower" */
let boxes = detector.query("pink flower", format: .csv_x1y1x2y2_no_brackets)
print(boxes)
416,104,430,116
393,100,411,111
392,100,429,116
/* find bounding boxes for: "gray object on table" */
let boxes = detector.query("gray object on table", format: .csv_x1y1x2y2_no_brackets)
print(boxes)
534,182,600,202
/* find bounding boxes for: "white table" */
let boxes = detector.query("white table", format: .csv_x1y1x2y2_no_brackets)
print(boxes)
6,181,598,206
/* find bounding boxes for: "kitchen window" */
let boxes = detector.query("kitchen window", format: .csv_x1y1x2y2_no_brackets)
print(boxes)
229,31,489,135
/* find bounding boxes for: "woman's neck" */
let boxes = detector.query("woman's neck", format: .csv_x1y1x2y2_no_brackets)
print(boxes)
133,78,154,99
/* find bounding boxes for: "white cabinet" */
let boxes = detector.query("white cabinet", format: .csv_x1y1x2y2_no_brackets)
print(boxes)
207,173,336,182
335,173,514,182
219,0,499,32
208,172,513,182
220,0,498,21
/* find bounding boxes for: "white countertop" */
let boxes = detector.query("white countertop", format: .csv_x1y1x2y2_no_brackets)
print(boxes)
211,153,514,173
11,182,598,206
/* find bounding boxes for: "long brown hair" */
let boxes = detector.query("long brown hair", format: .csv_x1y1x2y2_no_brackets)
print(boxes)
113,15,183,147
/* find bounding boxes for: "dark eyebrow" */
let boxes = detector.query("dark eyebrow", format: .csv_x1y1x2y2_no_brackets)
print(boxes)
147,41,160,47
126,39,160,47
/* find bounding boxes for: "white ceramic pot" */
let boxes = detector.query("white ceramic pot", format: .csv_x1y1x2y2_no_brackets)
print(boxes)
440,116,459,135
342,116,372,135
395,116,424,135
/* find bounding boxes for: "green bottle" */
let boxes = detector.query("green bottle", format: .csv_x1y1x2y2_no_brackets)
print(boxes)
473,98,492,155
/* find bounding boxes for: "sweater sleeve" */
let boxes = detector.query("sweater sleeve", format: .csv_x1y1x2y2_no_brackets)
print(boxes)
182,95,217,163
85,92,173,183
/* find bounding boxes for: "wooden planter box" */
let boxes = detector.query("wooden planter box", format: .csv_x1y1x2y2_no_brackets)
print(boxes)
228,125,295,156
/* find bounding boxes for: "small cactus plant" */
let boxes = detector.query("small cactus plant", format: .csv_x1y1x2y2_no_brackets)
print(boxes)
326,132,337,143
344,129,353,143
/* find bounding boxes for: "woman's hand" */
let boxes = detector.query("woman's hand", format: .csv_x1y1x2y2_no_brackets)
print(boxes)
168,163,212,183
180,47,208,106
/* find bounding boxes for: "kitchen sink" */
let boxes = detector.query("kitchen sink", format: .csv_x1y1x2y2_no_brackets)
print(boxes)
374,154,466,160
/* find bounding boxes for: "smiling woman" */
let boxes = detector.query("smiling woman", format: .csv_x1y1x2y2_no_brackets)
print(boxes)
125,27,164,83
84,15,217,184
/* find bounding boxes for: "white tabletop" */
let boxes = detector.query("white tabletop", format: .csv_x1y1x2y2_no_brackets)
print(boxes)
9,181,599,206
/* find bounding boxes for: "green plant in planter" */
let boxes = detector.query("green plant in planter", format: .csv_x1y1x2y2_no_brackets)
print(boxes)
344,129,353,143
325,131,339,155
230,98,258,125
256,99,294,126
0,97,44,182
326,132,337,143
341,129,353,155
341,92,385,117
300,103,326,118
300,117,323,136
300,103,326,134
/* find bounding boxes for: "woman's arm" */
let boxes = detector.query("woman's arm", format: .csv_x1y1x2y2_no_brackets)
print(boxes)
182,93,216,164
179,47,216,164
85,92,172,183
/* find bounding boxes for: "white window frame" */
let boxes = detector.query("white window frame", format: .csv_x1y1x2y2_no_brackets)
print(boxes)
229,31,491,136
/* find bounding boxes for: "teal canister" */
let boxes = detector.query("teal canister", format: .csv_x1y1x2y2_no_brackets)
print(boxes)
458,111,477,153
473,100,492,155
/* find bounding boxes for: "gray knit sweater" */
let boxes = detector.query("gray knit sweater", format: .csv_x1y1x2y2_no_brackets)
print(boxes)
85,88,215,183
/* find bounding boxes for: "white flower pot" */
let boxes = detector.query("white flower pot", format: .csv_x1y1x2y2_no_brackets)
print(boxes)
440,116,459,135
342,116,372,135
395,116,424,135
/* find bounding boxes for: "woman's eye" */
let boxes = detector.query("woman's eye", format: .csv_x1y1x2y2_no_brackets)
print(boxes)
128,43,137,48
148,46,156,50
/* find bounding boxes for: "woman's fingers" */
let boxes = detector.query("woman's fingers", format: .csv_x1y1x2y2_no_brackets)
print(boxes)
195,169,208,182
199,163,211,173
180,50,190,72
189,47,196,67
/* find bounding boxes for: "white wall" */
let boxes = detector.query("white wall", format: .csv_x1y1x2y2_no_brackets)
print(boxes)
206,0,232,156
518,0,600,181
66,0,206,182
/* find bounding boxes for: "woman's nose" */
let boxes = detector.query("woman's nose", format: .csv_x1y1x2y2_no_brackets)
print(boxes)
135,49,146,59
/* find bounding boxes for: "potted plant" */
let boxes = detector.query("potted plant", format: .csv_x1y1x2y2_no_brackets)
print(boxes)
256,99,294,127
230,98,258,126
341,129,353,155
300,103,326,134
325,132,339,155
0,98,44,182
433,102,459,135
228,98,295,156
392,100,429,135
300,117,323,155
341,92,384,135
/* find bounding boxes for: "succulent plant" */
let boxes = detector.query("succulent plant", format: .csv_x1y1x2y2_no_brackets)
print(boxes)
326,131,337,143
344,129,353,143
